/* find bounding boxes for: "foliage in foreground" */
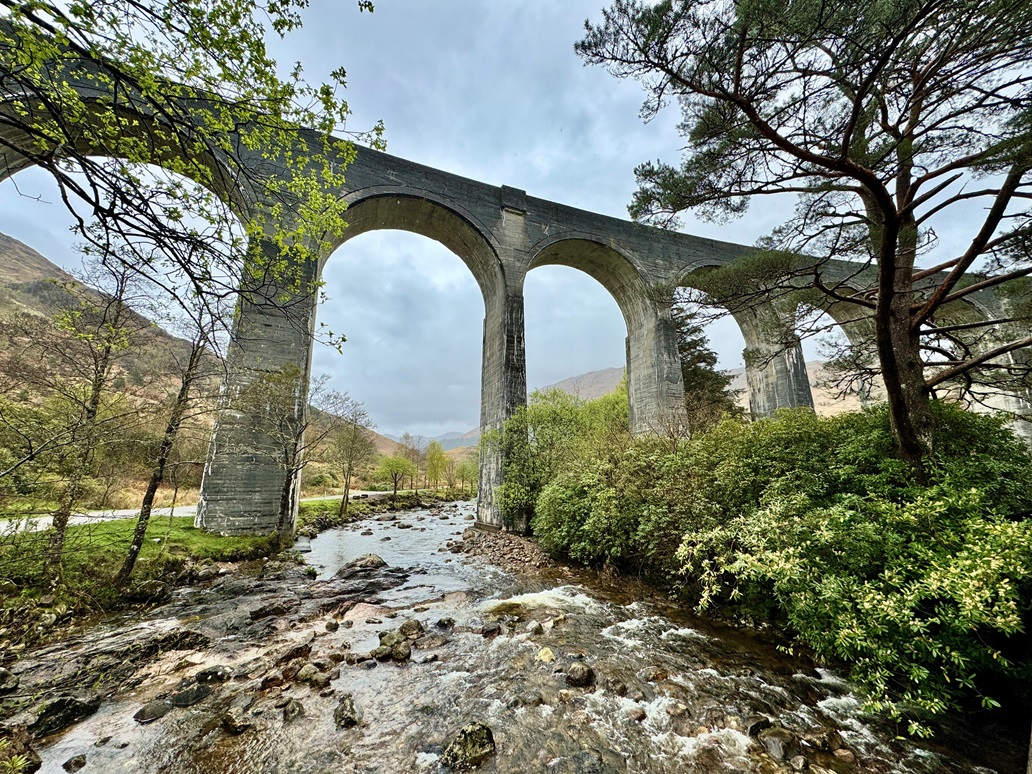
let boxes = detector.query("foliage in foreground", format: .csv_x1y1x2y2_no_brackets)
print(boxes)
531,404,1032,733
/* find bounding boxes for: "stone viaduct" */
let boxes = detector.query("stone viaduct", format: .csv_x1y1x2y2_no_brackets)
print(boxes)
0,43,1028,535
196,143,830,534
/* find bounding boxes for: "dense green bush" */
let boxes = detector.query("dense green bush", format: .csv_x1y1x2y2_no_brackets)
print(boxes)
530,403,1032,732
489,385,630,529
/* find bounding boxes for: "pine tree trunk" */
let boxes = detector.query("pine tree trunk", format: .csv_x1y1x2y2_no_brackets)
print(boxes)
873,205,933,476
877,291,933,474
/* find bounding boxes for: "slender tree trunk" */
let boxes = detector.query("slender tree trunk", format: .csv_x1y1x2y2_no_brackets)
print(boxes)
337,469,352,518
277,463,295,546
43,334,117,588
115,341,203,587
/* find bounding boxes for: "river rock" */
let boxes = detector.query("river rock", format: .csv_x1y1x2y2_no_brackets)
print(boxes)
391,642,412,662
325,619,340,632
481,621,501,637
123,580,171,603
260,670,285,690
274,638,313,665
133,700,172,724
604,678,627,696
399,619,425,638
790,754,808,771
221,707,253,735
282,698,305,722
535,647,555,664
833,748,856,764
435,617,456,631
170,682,212,707
195,664,233,684
249,597,299,620
0,667,19,695
413,633,449,650
565,663,595,688
334,693,360,728
295,663,319,683
440,722,496,770
334,554,388,579
745,715,773,736
28,695,102,737
379,630,405,648
62,754,86,772
526,620,544,635
759,727,798,762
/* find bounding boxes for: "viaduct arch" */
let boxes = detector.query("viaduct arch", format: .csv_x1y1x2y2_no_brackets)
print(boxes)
1,59,1029,534
195,145,835,533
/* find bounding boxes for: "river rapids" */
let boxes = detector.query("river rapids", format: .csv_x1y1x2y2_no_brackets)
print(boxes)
6,501,1027,773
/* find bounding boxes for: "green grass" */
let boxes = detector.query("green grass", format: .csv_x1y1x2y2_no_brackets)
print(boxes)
0,515,277,615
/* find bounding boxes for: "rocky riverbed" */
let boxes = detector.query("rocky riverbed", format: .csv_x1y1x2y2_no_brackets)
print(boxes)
0,501,1027,773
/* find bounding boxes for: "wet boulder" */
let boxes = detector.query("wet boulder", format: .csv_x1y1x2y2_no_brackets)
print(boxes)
413,634,449,650
0,667,19,695
399,618,425,639
440,722,496,770
195,665,233,684
282,698,305,722
170,682,213,708
28,695,102,737
333,693,360,729
334,554,387,579
378,630,405,649
565,663,595,688
62,754,86,772
123,579,172,603
758,727,800,762
221,707,253,735
391,641,412,662
133,700,172,724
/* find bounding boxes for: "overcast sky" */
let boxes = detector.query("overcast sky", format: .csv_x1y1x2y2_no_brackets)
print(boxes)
0,1,813,437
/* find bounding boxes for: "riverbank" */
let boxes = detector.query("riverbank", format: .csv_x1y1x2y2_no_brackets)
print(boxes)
1,501,1025,773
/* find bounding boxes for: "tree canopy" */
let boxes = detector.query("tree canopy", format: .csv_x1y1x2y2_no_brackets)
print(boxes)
0,0,383,324
578,0,1032,469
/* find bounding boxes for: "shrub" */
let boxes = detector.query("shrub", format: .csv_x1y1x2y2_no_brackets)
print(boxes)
530,402,1032,733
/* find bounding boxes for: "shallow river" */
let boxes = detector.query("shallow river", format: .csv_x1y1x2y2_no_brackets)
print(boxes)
29,501,1028,773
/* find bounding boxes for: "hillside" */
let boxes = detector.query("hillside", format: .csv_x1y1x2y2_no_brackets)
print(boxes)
0,231,76,286
541,363,861,416
0,232,405,459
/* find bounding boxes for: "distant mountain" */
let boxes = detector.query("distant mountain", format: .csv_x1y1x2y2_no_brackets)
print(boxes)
539,363,861,416
385,430,480,452
538,367,625,402
0,232,81,318
0,232,76,283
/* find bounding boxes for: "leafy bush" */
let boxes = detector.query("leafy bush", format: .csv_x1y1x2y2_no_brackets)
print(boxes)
530,402,1032,732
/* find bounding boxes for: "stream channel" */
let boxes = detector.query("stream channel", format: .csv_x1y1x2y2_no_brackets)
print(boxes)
11,500,1028,773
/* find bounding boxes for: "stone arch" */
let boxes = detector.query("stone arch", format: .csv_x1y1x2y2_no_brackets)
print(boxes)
525,236,684,433
328,190,505,301
313,192,513,528
671,265,816,418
